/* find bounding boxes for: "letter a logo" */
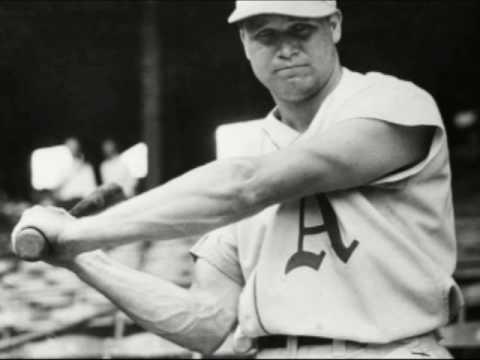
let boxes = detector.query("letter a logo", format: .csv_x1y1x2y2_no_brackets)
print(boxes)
285,195,359,274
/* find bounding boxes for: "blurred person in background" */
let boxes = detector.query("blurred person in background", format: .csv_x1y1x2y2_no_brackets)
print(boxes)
100,139,137,198
52,137,97,209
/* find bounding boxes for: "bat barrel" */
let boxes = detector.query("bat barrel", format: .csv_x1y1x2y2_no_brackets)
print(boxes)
69,182,125,217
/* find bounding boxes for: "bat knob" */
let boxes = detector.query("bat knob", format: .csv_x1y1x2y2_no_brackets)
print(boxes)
13,227,50,261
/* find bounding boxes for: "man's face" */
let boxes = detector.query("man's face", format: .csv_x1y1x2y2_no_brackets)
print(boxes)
102,140,117,157
240,13,342,103
65,138,81,158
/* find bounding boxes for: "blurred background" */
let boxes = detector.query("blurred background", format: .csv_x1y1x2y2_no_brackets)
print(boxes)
0,0,479,358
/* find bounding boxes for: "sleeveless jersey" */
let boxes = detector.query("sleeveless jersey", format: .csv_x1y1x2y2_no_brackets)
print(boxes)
191,67,463,348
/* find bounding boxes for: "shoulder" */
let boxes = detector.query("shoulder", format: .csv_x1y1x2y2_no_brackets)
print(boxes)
366,71,435,103
343,68,435,104
336,69,442,128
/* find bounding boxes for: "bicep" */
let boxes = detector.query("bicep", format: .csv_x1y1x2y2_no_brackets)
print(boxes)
303,118,434,188
248,119,434,205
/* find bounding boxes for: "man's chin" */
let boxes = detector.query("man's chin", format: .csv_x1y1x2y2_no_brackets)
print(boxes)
269,79,319,101
274,88,320,103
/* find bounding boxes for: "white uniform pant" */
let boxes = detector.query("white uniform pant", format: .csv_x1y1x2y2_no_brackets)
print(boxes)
256,333,453,359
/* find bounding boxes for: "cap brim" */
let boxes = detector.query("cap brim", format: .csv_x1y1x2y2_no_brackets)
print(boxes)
228,7,337,24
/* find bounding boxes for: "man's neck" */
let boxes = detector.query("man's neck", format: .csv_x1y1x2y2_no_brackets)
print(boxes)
274,62,343,133
105,153,119,161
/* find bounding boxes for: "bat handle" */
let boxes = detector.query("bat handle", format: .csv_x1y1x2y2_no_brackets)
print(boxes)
12,226,51,261
12,183,126,262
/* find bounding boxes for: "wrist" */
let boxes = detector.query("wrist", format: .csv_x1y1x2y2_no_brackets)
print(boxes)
57,217,95,258
68,249,107,274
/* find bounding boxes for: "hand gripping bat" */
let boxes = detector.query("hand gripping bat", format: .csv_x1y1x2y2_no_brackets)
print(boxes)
12,182,126,261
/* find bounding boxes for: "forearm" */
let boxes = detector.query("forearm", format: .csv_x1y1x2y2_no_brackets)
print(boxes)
61,158,263,252
70,251,235,354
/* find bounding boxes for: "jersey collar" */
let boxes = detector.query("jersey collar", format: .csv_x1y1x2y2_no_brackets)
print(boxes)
261,67,350,149
261,112,300,149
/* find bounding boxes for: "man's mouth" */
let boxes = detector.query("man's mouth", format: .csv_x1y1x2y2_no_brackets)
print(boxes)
275,65,310,77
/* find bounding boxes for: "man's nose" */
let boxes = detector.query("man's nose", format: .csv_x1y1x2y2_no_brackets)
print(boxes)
277,38,300,59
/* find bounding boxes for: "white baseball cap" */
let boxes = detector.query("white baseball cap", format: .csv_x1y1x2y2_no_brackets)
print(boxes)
228,1,338,24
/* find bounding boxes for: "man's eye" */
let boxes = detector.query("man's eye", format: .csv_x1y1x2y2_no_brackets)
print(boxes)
291,24,314,37
255,30,275,42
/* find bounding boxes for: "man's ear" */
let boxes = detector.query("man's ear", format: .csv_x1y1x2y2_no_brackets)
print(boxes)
239,27,252,61
329,10,343,44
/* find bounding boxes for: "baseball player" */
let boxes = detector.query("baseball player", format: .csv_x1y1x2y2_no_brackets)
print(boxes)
12,1,461,358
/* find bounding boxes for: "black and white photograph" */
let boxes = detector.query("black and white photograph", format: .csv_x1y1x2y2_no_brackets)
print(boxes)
1,0,480,358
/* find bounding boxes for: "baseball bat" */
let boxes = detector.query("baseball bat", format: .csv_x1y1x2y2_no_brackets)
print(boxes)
12,182,126,261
